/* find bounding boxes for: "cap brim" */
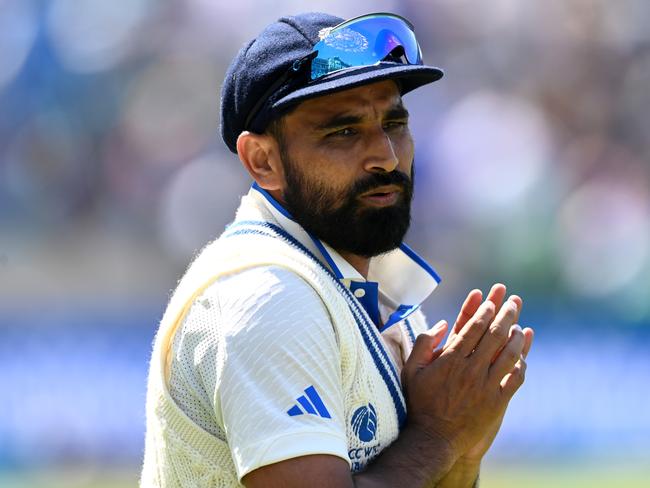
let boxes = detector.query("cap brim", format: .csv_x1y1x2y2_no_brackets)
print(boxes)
272,63,443,112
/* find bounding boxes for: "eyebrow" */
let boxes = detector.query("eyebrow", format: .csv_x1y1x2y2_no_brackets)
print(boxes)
386,105,410,121
315,114,364,131
313,103,410,131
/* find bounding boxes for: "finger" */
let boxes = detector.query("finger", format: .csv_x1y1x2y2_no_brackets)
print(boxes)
407,320,448,370
485,283,507,312
452,289,483,335
446,301,496,356
402,321,448,385
488,325,525,385
509,295,523,324
488,296,523,364
473,298,519,362
449,285,512,351
500,356,527,398
521,327,534,359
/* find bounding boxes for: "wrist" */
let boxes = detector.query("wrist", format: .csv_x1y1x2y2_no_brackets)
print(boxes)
400,421,461,474
452,456,481,471
404,415,462,459
436,458,481,488
355,423,462,488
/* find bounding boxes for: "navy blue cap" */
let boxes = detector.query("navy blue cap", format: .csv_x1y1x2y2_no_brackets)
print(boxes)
220,12,443,154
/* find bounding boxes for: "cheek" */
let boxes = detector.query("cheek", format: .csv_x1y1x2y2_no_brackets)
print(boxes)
289,153,352,200
395,132,415,171
306,149,360,186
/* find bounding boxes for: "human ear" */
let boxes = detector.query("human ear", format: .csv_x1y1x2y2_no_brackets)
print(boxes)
236,131,284,191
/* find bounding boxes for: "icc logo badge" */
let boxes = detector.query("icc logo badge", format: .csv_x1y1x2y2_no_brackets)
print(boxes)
351,403,377,442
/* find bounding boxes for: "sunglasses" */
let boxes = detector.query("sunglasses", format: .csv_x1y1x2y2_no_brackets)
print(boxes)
244,13,424,129
309,13,422,80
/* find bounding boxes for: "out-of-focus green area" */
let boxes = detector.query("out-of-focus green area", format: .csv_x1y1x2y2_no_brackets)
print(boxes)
482,463,650,488
1,464,649,488
1,0,649,482
0,469,138,488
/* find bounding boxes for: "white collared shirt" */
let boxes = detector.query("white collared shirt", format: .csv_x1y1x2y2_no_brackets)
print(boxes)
248,183,440,369
166,184,441,480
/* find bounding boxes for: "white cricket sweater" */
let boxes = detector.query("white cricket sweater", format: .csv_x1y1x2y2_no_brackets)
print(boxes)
140,192,435,487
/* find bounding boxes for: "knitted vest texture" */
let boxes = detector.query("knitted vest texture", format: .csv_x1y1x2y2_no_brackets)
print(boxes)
140,195,427,487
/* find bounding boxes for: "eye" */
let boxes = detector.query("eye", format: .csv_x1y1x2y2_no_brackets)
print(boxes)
328,127,357,138
384,120,408,130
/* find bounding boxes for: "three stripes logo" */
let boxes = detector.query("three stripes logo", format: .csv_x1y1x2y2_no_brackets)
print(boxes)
287,385,331,419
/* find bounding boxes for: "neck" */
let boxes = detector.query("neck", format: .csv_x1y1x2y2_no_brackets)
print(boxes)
338,251,370,279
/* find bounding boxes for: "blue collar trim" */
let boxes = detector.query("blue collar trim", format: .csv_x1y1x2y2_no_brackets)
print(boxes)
308,232,344,280
398,242,441,284
251,182,294,220
249,183,440,328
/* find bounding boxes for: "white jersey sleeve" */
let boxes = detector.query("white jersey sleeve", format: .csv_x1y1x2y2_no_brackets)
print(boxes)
170,265,349,481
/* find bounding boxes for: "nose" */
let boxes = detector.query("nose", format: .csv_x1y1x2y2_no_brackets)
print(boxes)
363,127,399,173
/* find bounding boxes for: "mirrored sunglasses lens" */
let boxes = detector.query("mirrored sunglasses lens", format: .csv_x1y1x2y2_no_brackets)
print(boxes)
363,16,420,63
310,16,421,80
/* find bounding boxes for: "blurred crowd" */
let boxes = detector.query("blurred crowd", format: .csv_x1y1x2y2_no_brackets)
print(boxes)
1,0,649,320
1,0,650,476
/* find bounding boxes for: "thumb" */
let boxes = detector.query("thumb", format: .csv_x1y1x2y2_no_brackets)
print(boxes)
408,320,448,369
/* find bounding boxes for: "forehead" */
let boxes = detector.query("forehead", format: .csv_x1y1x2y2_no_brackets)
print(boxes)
286,80,404,124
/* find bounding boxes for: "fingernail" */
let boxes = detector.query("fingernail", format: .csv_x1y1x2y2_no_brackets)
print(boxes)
434,320,447,332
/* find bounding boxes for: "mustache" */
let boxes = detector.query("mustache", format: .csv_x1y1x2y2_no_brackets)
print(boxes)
349,170,412,197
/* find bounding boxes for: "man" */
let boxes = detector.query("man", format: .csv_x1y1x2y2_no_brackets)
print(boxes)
141,12,534,487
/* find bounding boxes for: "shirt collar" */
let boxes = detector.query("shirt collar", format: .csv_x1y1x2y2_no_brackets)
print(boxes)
249,183,441,328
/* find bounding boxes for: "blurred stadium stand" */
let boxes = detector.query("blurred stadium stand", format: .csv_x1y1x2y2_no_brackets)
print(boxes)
1,0,649,483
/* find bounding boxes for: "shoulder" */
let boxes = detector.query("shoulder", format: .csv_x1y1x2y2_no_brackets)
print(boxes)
170,264,335,373
170,264,342,412
213,265,331,334
216,265,320,301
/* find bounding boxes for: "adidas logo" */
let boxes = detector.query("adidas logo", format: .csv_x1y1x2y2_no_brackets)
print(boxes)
287,385,331,418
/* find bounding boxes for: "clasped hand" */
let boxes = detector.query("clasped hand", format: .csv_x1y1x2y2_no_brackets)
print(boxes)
401,284,534,463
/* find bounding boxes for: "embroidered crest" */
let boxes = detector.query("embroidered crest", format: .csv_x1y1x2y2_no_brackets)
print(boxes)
351,403,378,442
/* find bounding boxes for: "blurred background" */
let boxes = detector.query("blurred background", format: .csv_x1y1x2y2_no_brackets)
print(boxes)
1,0,649,486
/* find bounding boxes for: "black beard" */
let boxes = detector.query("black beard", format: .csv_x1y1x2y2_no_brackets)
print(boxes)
281,154,413,258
